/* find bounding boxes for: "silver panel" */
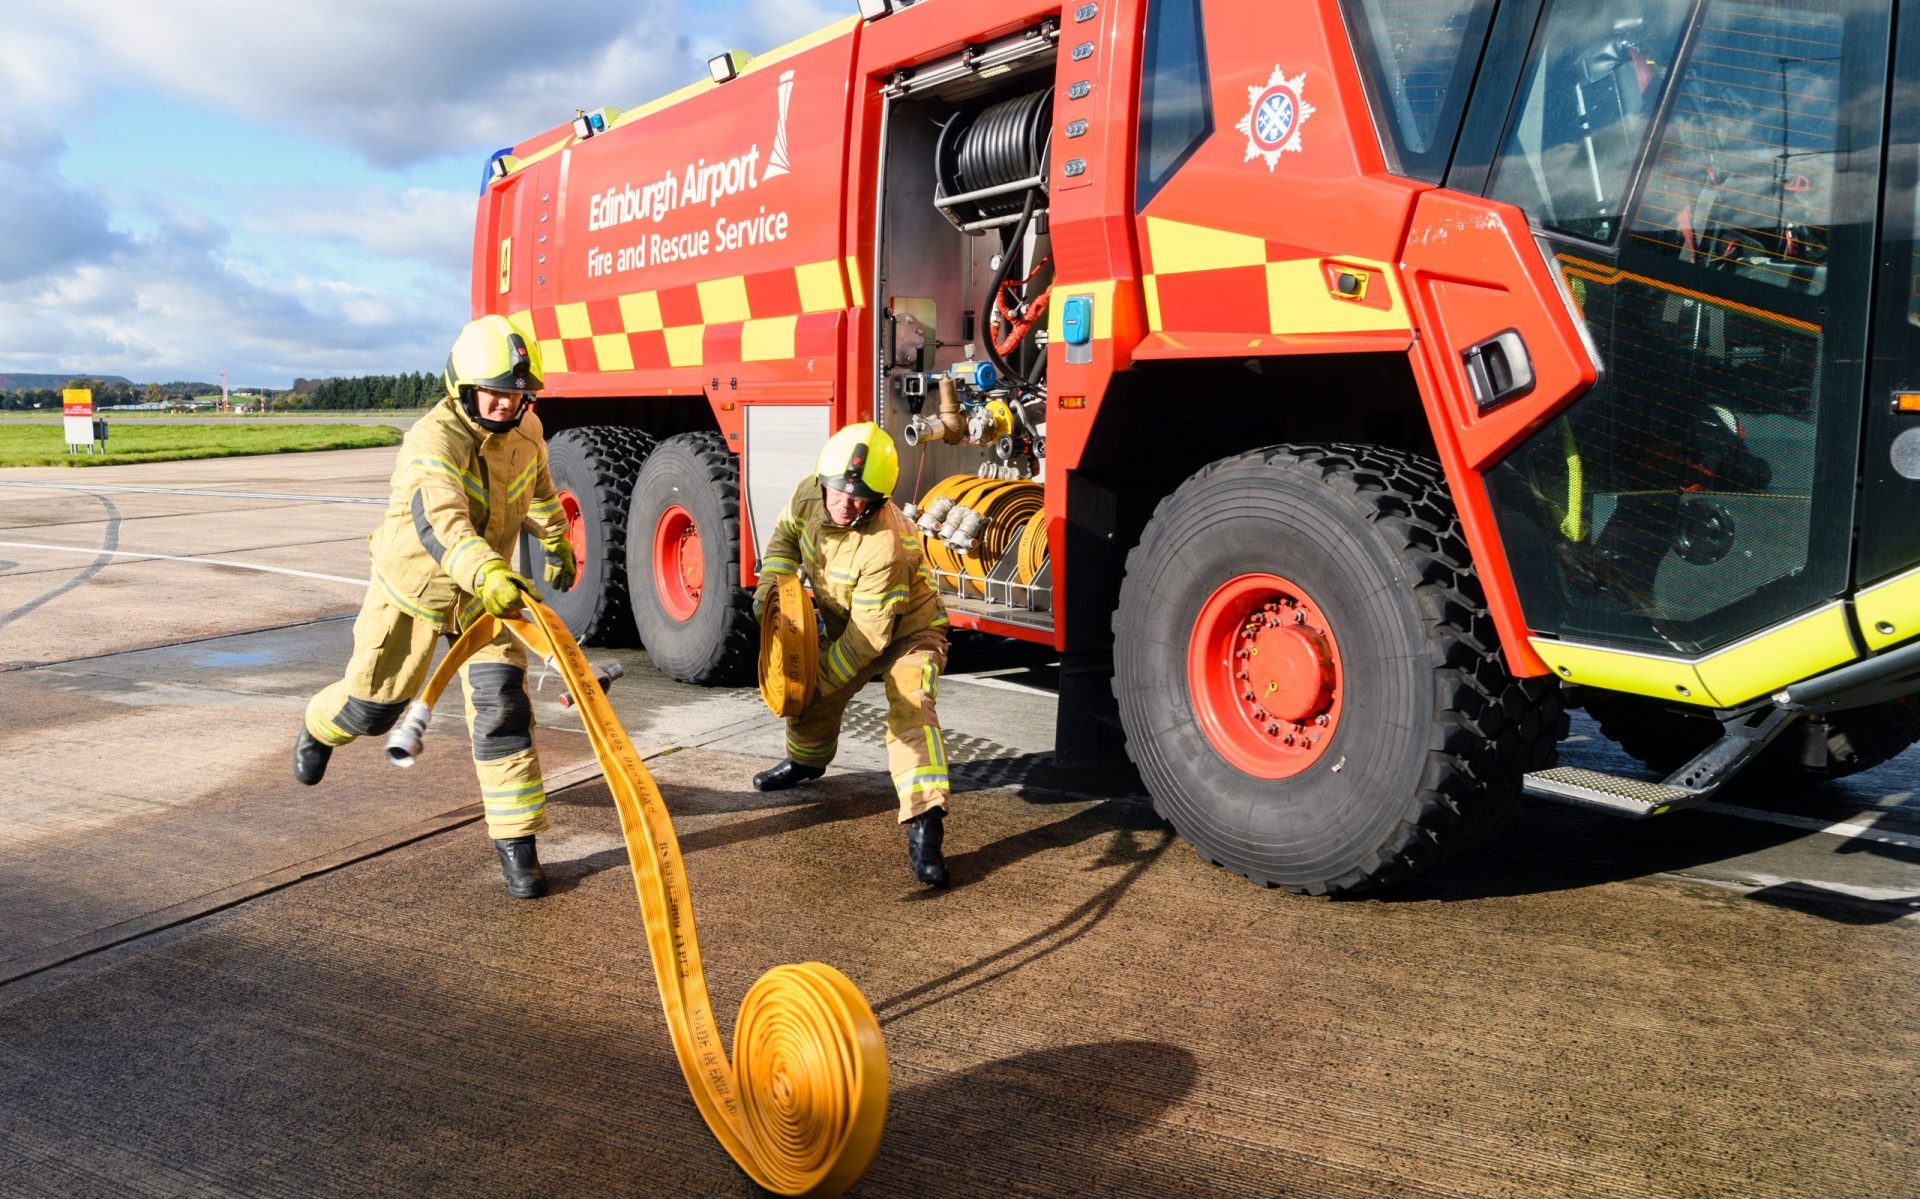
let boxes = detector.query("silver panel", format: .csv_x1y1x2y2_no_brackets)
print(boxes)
744,405,830,563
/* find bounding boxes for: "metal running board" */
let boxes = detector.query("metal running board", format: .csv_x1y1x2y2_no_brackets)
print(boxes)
1523,767,1699,817
1526,702,1802,818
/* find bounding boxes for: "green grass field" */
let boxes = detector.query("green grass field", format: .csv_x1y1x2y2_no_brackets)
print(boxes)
0,422,403,467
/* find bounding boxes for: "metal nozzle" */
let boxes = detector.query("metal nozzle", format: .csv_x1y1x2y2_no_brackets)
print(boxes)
384,701,432,768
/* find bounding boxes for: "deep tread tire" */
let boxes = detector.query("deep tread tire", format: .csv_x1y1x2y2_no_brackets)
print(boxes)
1587,691,1920,782
1113,444,1565,895
530,426,653,645
626,432,756,685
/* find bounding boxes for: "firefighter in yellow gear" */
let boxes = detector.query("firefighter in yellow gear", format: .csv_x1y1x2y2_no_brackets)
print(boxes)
294,315,578,899
751,422,955,886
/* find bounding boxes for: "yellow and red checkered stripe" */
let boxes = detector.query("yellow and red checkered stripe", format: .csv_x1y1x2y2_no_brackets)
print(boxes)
506,256,865,377
1140,217,1409,339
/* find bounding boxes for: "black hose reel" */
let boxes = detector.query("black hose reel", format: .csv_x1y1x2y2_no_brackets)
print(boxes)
934,87,1052,231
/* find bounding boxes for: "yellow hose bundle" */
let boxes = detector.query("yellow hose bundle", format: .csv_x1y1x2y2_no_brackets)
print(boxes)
911,475,1043,597
1015,508,1049,584
413,600,887,1197
759,573,818,718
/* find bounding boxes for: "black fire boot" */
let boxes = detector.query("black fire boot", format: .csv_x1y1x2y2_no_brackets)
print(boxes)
292,726,332,786
905,809,949,888
752,759,826,792
493,835,548,899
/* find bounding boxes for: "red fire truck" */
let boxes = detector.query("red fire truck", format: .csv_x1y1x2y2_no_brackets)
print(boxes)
475,0,1920,893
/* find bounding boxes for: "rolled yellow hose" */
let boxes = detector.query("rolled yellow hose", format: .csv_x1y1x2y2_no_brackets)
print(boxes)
760,573,818,718
1015,508,1049,584
426,601,888,1197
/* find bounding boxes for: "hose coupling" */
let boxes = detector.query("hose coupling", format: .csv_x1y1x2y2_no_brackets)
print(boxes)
916,496,954,536
384,700,433,768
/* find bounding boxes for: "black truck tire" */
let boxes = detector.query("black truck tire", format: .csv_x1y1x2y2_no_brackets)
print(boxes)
1113,444,1565,895
1586,691,1920,782
626,432,756,685
529,426,653,645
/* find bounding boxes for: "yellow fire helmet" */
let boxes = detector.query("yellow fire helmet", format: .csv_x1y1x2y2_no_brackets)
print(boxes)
443,314,544,400
816,421,900,503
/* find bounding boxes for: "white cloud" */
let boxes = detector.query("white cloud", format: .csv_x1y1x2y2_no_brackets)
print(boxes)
0,217,460,386
241,186,478,275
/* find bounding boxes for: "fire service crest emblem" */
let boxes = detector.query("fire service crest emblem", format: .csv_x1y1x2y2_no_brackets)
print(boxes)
1235,66,1314,170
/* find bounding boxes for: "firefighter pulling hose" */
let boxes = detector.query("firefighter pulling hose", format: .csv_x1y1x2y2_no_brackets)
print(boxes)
394,593,888,1198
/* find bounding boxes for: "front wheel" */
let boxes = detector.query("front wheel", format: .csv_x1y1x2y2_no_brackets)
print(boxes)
626,432,756,685
1113,444,1564,895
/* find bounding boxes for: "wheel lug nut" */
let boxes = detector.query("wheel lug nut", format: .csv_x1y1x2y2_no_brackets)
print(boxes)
1236,671,1249,681
1266,723,1280,736
1251,709,1267,721
1243,691,1256,703
1293,611,1307,624
1315,715,1330,727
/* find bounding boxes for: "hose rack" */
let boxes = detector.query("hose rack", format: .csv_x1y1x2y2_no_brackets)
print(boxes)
911,475,1051,614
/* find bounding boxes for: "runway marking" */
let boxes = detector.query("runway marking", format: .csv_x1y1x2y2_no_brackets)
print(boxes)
0,481,382,505
0,540,366,586
0,493,120,630
1678,870,1919,911
1700,801,1920,851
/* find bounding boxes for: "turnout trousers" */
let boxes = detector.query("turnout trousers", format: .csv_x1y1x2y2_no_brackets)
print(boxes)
303,591,549,839
783,626,950,822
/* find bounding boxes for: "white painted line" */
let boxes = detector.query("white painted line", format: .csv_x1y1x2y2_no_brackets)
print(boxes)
1673,870,1919,911
0,540,367,587
1699,801,1920,851
0,481,382,505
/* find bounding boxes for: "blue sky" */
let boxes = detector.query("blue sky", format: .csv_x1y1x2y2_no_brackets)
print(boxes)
0,0,843,389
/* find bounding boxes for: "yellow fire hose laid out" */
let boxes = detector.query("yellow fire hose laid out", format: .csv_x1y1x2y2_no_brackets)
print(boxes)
759,572,818,719
391,595,887,1198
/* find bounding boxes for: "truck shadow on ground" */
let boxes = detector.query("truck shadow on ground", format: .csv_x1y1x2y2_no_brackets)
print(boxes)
1379,799,1919,925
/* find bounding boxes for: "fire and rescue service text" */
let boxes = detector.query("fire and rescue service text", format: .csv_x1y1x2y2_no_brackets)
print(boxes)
584,145,788,276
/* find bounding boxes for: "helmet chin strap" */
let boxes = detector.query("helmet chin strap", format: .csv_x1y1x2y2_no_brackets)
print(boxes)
461,387,528,433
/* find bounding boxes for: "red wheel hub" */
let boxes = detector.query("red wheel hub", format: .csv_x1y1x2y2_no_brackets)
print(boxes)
557,490,586,591
1187,573,1343,779
652,504,705,621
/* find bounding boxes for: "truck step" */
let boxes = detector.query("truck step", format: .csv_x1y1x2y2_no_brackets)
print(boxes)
1522,767,1701,817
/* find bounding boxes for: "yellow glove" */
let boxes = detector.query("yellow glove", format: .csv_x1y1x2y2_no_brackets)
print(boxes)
540,534,577,592
475,559,538,618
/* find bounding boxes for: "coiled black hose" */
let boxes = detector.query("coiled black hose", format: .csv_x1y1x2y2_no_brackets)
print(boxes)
935,87,1052,220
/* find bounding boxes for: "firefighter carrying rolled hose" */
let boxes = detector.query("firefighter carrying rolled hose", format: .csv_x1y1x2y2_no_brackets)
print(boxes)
752,422,955,887
293,315,576,899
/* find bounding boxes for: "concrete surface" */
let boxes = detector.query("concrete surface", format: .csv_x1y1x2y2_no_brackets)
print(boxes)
0,449,1915,1198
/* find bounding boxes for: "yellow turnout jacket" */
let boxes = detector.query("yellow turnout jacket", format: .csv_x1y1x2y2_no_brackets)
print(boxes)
368,396,566,628
754,479,948,694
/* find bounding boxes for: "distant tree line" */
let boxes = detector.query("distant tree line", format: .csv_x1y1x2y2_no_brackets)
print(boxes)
285,372,441,410
0,379,213,410
0,373,442,411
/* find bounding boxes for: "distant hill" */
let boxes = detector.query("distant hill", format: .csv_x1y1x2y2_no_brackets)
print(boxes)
0,373,136,392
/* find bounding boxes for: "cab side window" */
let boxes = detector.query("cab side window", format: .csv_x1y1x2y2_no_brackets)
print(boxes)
1341,0,1496,182
1487,0,1692,242
1627,4,1844,294
1136,0,1212,209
